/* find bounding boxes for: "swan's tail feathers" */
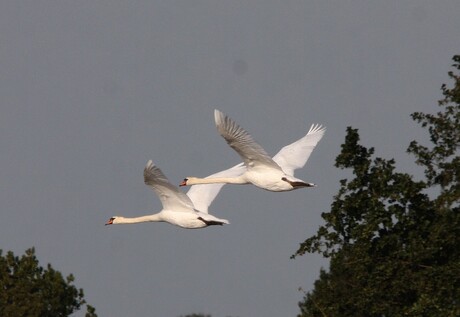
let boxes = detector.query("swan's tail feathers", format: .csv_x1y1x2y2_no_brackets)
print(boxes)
307,123,326,135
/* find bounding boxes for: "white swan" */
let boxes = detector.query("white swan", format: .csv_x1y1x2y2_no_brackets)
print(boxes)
180,109,326,192
106,160,229,229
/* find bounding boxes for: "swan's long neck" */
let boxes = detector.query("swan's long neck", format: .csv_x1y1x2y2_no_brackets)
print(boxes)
116,214,162,224
188,176,247,185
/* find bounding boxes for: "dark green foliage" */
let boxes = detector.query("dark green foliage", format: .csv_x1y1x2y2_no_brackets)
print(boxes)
295,55,460,317
85,305,98,317
408,55,460,208
0,248,97,317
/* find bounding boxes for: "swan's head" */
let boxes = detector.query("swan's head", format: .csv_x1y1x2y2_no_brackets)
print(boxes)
180,177,197,186
105,216,121,225
179,178,188,186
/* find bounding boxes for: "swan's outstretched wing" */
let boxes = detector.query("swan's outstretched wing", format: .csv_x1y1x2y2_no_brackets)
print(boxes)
214,109,281,170
186,162,245,214
272,124,326,176
144,160,195,211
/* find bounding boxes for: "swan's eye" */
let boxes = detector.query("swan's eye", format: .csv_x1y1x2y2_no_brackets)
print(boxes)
281,177,288,181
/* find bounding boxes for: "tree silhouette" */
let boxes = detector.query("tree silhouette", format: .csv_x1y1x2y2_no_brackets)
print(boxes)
0,247,97,317
295,55,460,316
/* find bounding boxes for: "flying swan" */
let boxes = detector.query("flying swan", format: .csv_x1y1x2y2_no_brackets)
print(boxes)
180,109,326,192
106,160,229,228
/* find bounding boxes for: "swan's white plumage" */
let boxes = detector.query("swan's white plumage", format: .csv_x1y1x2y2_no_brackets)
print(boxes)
106,160,229,229
185,162,245,213
144,160,195,212
214,110,281,170
181,110,325,192
272,123,326,176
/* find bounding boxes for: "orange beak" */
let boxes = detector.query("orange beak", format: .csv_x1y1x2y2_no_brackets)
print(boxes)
105,218,114,225
179,179,187,187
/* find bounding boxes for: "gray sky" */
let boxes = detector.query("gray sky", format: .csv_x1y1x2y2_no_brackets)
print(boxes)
1,1,459,316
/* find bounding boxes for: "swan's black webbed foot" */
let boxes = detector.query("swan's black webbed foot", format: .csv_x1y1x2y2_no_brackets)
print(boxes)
198,217,224,226
281,177,316,188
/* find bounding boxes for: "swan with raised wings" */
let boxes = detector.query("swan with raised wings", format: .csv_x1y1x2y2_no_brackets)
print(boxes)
180,109,325,192
106,160,229,229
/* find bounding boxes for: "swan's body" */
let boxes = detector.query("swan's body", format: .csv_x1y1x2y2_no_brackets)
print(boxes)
180,110,326,192
106,160,229,229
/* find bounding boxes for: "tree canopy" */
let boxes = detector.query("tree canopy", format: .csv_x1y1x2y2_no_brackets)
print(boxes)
294,55,460,316
0,247,97,317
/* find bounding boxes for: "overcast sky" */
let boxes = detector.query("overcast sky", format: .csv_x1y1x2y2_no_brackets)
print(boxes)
1,1,459,316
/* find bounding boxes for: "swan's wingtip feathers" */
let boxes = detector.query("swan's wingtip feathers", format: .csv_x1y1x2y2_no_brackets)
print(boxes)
144,160,158,184
145,160,155,171
308,123,326,135
214,109,225,126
